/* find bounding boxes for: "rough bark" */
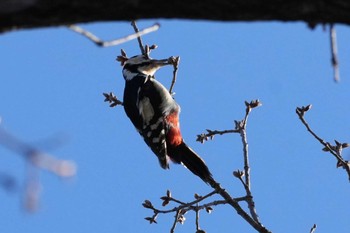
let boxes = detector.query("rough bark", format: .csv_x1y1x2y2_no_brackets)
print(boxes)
1,0,350,33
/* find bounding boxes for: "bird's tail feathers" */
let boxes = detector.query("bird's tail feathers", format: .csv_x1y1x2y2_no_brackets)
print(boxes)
170,142,213,183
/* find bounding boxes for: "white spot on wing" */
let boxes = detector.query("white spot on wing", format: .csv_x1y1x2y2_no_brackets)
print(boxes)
152,137,160,143
150,118,162,130
138,97,154,125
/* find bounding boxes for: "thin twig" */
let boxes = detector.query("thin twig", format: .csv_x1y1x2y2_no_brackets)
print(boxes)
103,92,123,107
150,190,219,214
183,190,218,207
0,127,76,211
296,105,350,181
310,224,317,233
131,21,146,55
146,195,248,215
195,204,200,231
241,104,252,189
329,24,340,82
23,164,40,212
68,23,159,48
0,128,76,177
147,195,249,221
238,102,261,223
241,126,251,191
170,210,180,233
144,182,268,231
206,179,270,232
168,197,187,206
196,129,239,143
144,189,257,231
197,100,264,229
169,56,180,94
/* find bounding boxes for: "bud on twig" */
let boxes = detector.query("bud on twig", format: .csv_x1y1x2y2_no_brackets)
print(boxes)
160,196,170,207
145,216,157,224
142,200,154,209
205,206,213,214
233,170,245,178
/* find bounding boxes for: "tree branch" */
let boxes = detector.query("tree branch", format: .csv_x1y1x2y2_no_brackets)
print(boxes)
310,224,317,233
67,23,160,47
235,100,262,223
131,21,146,55
296,105,350,181
2,0,350,33
329,24,340,82
0,127,76,211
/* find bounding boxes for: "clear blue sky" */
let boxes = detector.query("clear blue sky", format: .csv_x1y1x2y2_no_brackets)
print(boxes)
1,20,350,233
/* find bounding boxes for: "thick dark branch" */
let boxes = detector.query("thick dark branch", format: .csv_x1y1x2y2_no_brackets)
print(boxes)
2,0,350,33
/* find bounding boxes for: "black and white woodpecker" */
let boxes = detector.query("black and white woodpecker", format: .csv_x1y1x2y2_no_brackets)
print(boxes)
118,54,213,183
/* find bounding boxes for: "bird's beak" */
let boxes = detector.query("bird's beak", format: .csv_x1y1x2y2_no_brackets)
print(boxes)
138,57,176,76
149,58,172,68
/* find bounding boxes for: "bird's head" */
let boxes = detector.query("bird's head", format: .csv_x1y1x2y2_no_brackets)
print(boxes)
118,54,172,81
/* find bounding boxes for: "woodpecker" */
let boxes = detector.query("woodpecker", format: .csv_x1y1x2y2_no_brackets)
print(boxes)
118,54,212,183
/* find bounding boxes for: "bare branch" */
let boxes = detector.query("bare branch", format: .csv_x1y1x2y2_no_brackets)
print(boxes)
131,21,146,55
170,210,180,233
206,179,269,232
168,56,180,94
196,101,261,143
68,23,160,47
195,203,200,232
196,129,239,143
23,164,41,212
152,190,219,214
0,128,76,177
0,127,76,211
310,224,317,233
236,100,262,223
144,189,256,231
198,100,264,228
329,24,340,82
103,92,123,107
296,105,350,181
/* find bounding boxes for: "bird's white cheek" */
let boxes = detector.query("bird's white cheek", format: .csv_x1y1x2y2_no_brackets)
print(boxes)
139,67,158,76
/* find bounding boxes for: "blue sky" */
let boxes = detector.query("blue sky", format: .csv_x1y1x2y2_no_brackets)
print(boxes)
1,20,350,233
